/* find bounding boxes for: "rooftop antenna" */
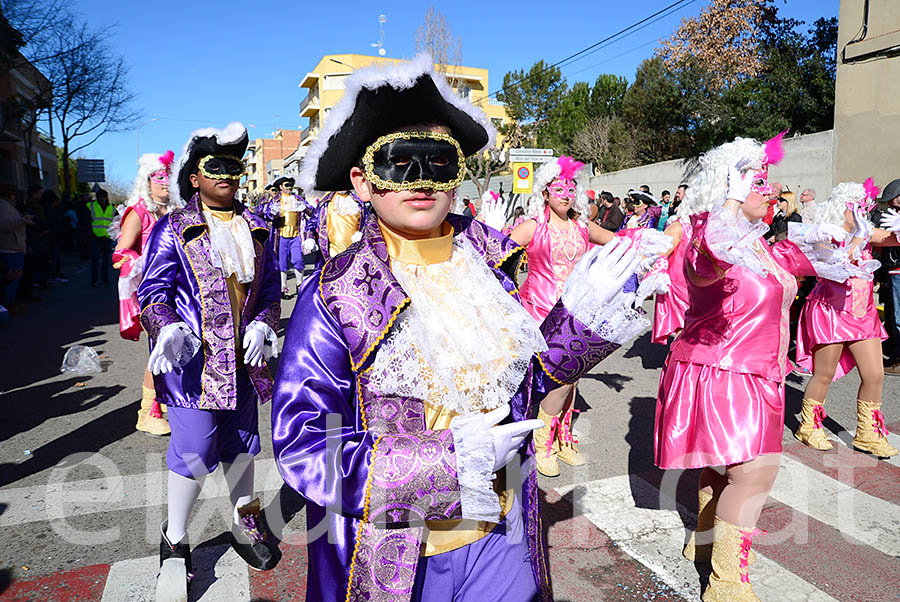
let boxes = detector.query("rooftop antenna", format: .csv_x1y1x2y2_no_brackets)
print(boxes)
371,14,387,56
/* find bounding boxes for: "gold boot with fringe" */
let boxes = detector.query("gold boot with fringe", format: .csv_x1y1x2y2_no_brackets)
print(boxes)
533,407,560,477
136,385,170,436
702,517,762,602
556,407,586,466
794,397,833,450
852,399,898,458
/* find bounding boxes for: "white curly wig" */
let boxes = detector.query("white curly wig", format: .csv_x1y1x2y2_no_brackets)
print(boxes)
812,182,874,229
127,151,178,213
676,137,768,220
527,156,589,225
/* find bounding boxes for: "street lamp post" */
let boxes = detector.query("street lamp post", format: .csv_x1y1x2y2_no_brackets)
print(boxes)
136,118,159,159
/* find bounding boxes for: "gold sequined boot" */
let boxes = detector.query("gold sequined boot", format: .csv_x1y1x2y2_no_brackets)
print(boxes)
556,407,586,466
684,489,716,563
852,400,898,458
136,385,170,437
702,517,762,602
794,397,833,450
533,407,560,477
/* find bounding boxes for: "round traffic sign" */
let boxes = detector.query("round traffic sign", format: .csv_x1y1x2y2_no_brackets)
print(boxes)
517,166,530,179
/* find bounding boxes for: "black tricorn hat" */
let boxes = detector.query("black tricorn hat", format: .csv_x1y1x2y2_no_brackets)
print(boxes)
878,178,900,204
273,176,295,189
173,122,249,205
298,54,495,195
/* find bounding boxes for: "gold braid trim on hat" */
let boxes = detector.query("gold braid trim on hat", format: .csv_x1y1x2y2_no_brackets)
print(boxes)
362,131,465,192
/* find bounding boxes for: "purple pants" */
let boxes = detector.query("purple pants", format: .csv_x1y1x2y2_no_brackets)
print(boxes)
277,235,304,272
411,520,538,602
165,371,260,478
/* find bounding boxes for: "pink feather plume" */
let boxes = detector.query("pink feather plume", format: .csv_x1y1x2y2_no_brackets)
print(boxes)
863,177,879,201
557,155,584,180
489,190,500,201
763,130,788,166
159,150,175,169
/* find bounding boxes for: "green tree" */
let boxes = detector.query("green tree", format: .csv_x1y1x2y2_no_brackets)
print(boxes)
546,81,592,154
590,73,628,118
496,61,567,146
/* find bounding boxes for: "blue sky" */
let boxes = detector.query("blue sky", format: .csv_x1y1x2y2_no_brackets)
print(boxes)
63,0,838,185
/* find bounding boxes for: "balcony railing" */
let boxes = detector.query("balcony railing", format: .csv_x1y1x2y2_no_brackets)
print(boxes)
300,94,320,118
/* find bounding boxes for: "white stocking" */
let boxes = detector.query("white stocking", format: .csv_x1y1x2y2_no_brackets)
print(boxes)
222,456,255,523
293,268,303,283
280,272,287,289
165,471,203,544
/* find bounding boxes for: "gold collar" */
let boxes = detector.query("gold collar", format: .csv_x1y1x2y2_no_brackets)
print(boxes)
379,221,453,265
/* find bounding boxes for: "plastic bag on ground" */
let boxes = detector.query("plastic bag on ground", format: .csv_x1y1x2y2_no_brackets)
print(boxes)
60,345,103,375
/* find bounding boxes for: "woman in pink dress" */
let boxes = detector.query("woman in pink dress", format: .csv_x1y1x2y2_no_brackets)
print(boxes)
510,156,617,476
651,205,693,345
793,180,899,457
654,134,868,600
112,151,177,436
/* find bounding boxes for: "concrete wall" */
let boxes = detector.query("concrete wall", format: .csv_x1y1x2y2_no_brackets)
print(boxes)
833,0,900,188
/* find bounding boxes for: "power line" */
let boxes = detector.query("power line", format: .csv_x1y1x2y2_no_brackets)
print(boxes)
475,0,697,104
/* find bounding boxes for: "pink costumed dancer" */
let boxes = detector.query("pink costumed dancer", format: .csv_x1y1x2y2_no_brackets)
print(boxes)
654,133,870,600
651,209,693,344
112,150,178,436
793,179,899,458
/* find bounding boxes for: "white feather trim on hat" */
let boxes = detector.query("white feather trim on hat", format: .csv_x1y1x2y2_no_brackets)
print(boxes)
298,54,496,197
171,122,247,206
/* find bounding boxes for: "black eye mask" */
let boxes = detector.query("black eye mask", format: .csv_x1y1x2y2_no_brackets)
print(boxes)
362,131,465,191
197,155,244,180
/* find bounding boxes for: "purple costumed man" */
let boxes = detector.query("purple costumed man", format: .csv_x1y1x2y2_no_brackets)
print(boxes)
138,122,282,602
303,189,368,269
270,54,650,602
258,175,314,297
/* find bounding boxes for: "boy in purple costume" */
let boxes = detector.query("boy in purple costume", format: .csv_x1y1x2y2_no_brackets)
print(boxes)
259,176,314,296
138,122,282,602
304,190,369,269
270,56,649,602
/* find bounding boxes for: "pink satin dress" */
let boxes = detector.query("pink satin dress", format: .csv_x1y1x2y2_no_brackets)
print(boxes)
655,212,817,469
519,213,591,321
652,219,692,344
117,202,158,340
795,244,887,380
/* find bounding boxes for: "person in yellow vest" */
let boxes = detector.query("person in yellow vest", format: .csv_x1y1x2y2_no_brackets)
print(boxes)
89,189,116,285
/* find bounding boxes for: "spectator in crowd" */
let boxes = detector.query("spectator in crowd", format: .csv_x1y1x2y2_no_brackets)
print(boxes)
0,184,30,313
76,192,92,259
586,189,599,221
20,184,49,297
62,199,78,251
799,188,816,218
657,189,672,231
41,189,68,283
671,183,687,215
597,190,624,232
88,188,115,286
768,190,802,243
875,178,900,374
640,184,651,194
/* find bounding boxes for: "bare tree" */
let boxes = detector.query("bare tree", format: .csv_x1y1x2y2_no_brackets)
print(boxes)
414,6,462,73
463,124,526,200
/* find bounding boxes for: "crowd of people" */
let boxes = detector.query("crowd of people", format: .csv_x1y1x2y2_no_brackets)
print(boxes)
4,53,900,602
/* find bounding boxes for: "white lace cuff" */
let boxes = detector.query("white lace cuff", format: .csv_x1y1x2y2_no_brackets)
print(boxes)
246,320,279,359
117,255,145,301
302,238,317,254
449,416,501,522
705,204,770,276
160,322,201,367
787,223,876,282
568,290,650,346
332,194,361,216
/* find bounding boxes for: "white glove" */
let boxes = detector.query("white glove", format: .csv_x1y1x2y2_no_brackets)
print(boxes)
803,223,847,245
149,325,185,375
480,195,507,232
242,327,266,368
562,237,641,311
850,206,873,240
485,404,544,473
880,208,900,233
302,238,317,254
726,161,755,204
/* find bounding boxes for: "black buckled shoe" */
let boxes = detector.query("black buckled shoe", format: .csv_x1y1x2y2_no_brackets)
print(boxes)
156,521,191,602
231,498,281,571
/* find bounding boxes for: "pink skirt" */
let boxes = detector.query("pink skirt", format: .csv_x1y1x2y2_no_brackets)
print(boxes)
795,300,887,380
119,295,142,341
652,289,689,344
655,360,784,469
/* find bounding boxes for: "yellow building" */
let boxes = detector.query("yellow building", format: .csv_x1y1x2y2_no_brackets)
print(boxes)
297,54,510,151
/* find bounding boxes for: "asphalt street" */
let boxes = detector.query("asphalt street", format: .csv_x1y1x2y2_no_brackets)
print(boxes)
1,252,898,601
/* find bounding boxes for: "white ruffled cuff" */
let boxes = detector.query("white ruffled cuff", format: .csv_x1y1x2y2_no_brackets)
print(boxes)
333,194,361,216
117,255,145,301
449,415,501,522
247,320,279,359
568,290,650,346
160,322,201,367
705,204,770,276
787,223,877,282
302,238,317,254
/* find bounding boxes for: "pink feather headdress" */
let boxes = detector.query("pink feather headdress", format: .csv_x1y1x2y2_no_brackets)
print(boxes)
762,130,787,166
556,155,584,180
852,177,880,212
158,150,175,171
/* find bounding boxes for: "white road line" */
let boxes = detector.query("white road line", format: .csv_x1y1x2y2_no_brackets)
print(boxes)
556,475,840,602
769,454,900,557
826,430,900,469
100,545,250,602
0,457,285,527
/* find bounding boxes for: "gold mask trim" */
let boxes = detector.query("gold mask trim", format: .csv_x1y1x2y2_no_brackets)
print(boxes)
197,154,245,180
362,131,465,192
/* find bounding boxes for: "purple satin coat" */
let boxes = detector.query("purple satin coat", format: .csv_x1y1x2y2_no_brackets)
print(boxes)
305,191,369,270
138,195,281,410
271,215,619,602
